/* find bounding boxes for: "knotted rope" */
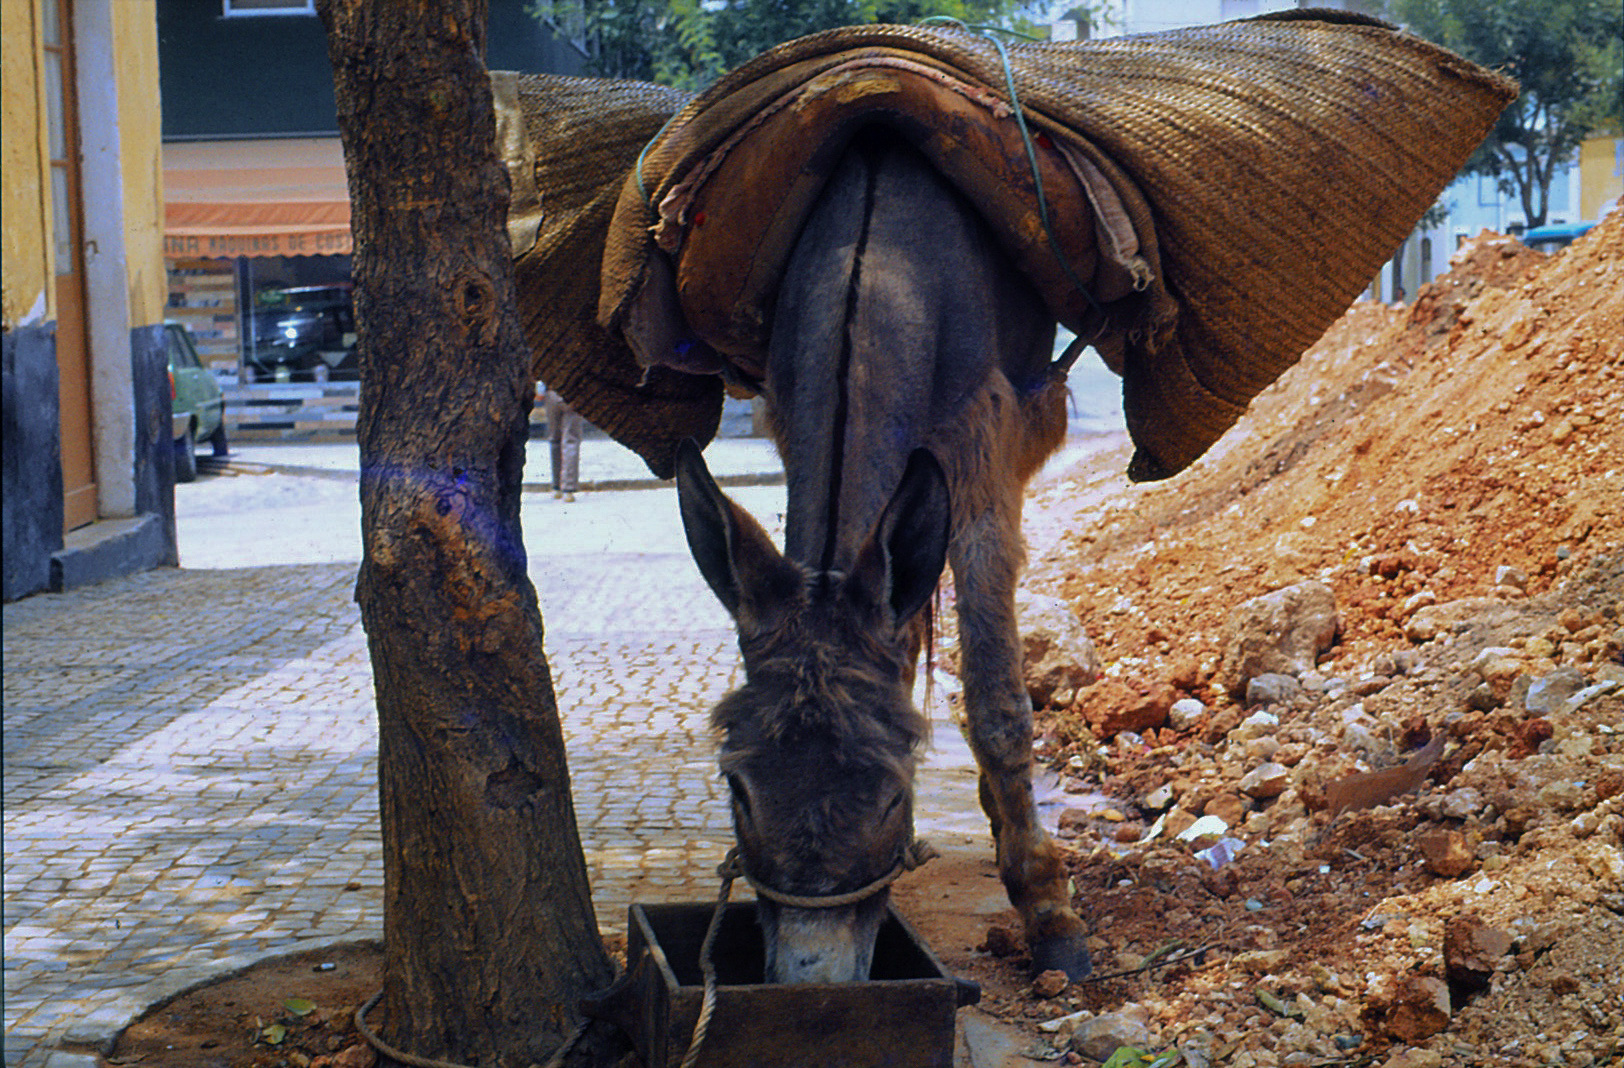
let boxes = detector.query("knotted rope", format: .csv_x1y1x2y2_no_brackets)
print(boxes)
679,839,936,1068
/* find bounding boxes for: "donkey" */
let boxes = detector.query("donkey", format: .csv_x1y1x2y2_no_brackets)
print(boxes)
674,129,1090,983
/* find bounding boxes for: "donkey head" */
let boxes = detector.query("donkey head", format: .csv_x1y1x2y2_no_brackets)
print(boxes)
675,439,950,982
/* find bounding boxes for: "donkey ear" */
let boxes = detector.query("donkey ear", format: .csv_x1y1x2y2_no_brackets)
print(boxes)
675,438,798,622
854,448,951,624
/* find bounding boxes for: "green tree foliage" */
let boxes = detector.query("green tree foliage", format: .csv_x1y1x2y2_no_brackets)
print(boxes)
529,0,1091,89
1388,0,1623,227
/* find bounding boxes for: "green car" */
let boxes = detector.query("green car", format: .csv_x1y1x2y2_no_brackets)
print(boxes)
165,322,227,483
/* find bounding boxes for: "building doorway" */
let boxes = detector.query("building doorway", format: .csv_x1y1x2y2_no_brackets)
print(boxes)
45,0,96,531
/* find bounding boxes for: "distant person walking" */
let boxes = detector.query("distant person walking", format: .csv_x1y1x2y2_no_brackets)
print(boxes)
543,387,583,501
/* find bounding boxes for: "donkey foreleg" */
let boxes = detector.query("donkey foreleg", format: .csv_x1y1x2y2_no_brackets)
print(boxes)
950,510,1091,979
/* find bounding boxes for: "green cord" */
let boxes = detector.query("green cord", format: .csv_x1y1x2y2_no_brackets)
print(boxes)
916,16,1040,41
636,108,684,209
919,16,1101,321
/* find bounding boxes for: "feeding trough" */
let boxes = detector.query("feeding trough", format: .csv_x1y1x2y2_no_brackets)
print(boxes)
583,902,980,1068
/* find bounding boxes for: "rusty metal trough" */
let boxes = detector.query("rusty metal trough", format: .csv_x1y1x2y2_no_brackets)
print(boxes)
584,902,980,1068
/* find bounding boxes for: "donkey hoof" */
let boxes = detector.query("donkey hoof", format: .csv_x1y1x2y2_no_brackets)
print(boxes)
1029,935,1092,981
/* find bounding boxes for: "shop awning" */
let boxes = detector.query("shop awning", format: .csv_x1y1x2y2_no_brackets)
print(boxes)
164,138,352,258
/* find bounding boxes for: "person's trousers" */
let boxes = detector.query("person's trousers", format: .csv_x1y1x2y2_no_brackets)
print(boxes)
546,397,583,493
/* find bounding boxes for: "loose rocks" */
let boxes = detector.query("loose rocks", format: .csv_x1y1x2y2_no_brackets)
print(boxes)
1415,828,1475,877
1524,666,1587,714
1383,975,1452,1043
1443,917,1512,991
1245,672,1302,708
1169,697,1206,730
1217,581,1338,696
1067,1004,1154,1062
1020,591,1102,707
1074,679,1174,738
1239,762,1291,800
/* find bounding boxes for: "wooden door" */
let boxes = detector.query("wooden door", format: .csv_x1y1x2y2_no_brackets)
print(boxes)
45,0,96,530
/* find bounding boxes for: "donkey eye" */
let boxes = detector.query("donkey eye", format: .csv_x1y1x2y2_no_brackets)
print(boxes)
726,774,753,818
882,790,905,819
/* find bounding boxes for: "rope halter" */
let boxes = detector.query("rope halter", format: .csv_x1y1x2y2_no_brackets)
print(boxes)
673,838,937,1068
715,838,937,909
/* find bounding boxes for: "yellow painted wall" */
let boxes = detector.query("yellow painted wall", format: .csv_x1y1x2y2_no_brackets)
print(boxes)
2,0,52,330
1580,136,1623,221
1,1,161,331
113,0,164,328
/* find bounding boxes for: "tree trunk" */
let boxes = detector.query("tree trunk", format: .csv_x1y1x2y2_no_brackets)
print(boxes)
319,2,616,1065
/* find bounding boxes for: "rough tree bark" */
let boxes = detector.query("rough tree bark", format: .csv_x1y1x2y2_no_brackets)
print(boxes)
318,2,616,1065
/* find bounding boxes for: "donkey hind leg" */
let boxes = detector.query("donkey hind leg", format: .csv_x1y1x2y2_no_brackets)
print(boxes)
951,500,1091,979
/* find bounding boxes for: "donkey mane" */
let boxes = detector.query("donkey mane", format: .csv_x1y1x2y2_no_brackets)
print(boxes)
712,622,929,783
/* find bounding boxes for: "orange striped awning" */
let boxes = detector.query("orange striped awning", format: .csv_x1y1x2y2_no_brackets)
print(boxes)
163,138,352,258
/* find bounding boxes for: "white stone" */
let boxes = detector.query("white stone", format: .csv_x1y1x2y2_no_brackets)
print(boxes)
1169,698,1206,730
1177,814,1231,841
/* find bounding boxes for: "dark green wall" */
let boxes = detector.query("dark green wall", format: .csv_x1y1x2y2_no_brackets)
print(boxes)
159,0,586,141
489,2,588,77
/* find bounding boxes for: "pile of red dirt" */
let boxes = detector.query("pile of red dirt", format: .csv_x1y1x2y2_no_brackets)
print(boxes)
1043,215,1620,681
963,212,1622,1066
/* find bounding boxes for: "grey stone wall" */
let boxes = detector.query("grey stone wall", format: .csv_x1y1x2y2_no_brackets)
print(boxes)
4,323,178,601
130,323,178,567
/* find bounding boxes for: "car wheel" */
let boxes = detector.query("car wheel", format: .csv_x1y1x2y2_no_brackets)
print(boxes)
174,426,198,483
208,421,229,458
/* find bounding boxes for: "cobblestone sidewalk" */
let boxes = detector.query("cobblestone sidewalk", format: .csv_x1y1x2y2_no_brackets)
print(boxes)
3,483,1001,1067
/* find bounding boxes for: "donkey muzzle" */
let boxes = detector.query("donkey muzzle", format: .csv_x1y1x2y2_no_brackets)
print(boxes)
760,899,887,983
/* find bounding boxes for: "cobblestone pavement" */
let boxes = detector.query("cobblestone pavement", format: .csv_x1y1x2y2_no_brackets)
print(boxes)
4,422,1127,1067
222,435,787,491
7,433,1127,1068
4,564,379,1066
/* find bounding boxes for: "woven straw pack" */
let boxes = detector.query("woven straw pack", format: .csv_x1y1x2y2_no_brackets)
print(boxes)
510,12,1515,479
505,73,709,475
